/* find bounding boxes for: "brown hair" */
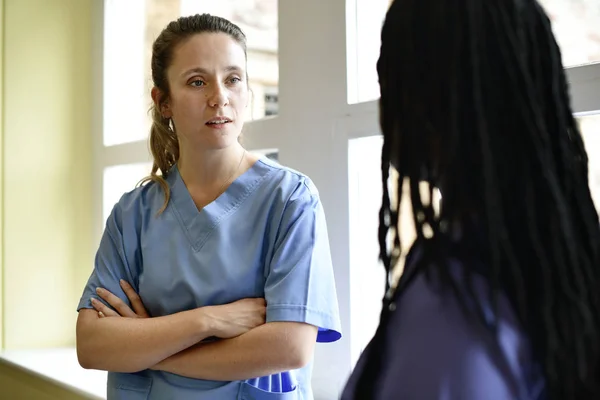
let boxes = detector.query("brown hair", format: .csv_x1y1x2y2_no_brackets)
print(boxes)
139,14,247,213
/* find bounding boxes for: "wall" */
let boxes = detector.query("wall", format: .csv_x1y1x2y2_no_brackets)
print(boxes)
0,0,94,396
0,0,5,351
2,0,93,349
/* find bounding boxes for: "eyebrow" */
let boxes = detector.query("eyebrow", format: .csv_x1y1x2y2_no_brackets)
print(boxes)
181,66,243,77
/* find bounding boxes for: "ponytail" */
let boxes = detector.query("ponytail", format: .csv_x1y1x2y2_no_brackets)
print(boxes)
138,105,180,214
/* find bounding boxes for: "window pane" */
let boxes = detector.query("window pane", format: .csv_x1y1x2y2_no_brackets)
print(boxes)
578,113,600,209
103,0,279,147
348,136,386,366
538,0,600,67
103,163,152,223
346,0,600,104
346,0,390,104
348,136,442,364
103,0,148,146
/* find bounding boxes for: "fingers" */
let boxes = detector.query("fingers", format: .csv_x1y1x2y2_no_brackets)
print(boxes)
95,287,138,318
248,298,266,325
90,297,119,318
259,307,266,324
119,280,150,318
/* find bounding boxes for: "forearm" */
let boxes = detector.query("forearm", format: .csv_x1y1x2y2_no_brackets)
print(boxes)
76,308,212,372
154,322,317,380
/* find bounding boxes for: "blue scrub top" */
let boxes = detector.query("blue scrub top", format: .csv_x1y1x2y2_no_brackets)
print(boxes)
77,157,342,400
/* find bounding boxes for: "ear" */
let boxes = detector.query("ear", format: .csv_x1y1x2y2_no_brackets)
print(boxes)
151,87,172,118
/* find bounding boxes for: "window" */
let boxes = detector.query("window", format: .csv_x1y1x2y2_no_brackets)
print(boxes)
103,162,153,223
348,136,386,366
578,113,600,208
346,0,390,104
103,0,148,147
263,86,279,117
348,137,445,363
538,0,600,67
346,0,600,104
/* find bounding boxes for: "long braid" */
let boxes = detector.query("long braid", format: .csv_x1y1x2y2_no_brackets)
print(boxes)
352,0,600,399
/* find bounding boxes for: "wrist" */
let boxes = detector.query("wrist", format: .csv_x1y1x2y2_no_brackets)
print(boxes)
193,307,217,339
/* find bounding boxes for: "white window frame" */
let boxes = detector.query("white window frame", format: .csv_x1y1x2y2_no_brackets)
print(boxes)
91,0,600,398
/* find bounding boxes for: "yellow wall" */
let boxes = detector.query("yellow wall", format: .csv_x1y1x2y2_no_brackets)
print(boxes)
0,0,94,396
0,0,5,350
2,0,93,348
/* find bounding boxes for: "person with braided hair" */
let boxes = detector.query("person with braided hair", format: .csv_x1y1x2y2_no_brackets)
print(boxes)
342,0,600,399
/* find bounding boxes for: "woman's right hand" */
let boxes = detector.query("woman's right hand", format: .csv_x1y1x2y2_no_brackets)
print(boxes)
202,298,266,339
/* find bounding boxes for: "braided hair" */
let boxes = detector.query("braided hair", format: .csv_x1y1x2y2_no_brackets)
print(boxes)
354,0,600,399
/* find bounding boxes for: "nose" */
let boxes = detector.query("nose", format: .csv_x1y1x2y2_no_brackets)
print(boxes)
207,83,229,108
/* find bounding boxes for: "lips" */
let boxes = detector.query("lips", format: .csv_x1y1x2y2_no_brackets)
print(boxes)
206,117,232,125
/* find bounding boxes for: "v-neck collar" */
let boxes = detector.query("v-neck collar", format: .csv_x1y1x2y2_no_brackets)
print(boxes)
165,158,274,252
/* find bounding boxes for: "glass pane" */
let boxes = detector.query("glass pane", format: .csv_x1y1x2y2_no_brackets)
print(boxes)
103,162,152,223
347,0,600,104
538,0,600,67
348,135,445,366
347,0,390,104
103,0,148,147
348,136,386,366
578,113,600,209
103,0,279,147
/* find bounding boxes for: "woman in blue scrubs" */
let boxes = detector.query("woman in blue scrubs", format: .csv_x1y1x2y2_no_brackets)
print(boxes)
343,0,600,399
76,14,341,400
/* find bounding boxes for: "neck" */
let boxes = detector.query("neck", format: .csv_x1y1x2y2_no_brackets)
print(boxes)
177,143,246,189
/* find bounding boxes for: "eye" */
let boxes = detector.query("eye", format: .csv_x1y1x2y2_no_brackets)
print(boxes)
189,79,205,87
228,77,242,84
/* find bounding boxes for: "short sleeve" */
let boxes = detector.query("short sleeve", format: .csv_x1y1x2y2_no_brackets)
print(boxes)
77,201,140,313
264,180,342,343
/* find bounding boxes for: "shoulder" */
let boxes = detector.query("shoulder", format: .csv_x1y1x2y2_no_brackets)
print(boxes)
107,178,166,228
377,257,538,398
255,156,320,202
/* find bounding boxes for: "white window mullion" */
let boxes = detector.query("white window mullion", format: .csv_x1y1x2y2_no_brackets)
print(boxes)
567,63,600,114
276,1,353,397
101,141,153,168
240,117,282,152
340,101,379,140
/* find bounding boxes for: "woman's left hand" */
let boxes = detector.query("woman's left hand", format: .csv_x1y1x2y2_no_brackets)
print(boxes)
91,279,150,319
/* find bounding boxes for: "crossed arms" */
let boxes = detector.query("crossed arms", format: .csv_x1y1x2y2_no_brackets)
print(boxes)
76,280,317,380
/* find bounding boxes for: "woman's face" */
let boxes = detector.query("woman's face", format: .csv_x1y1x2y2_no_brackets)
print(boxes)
160,32,249,151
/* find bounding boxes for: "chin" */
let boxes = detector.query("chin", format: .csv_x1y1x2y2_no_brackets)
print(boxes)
201,130,241,150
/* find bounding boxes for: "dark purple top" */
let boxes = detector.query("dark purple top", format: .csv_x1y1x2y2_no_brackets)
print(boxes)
342,243,546,400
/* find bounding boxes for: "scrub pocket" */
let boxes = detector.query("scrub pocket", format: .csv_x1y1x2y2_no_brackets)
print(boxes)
107,372,153,400
238,382,299,400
